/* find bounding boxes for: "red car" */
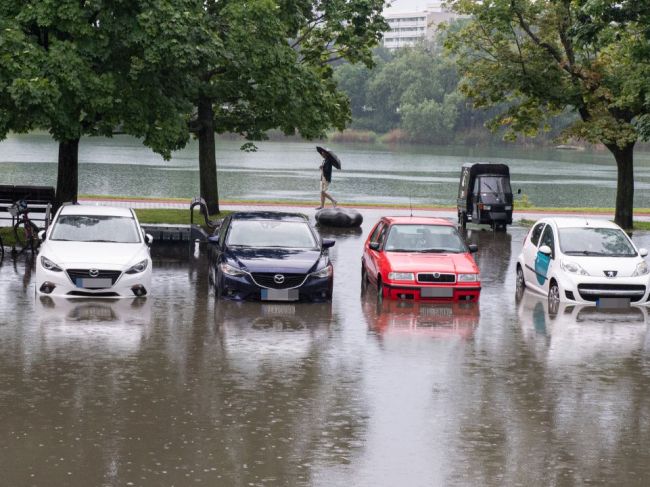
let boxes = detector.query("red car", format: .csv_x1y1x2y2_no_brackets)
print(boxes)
362,217,481,301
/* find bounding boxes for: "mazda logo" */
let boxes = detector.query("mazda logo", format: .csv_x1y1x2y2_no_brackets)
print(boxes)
273,274,285,284
89,269,99,277
604,270,617,278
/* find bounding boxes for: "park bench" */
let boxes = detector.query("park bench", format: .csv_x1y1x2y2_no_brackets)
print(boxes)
0,185,56,255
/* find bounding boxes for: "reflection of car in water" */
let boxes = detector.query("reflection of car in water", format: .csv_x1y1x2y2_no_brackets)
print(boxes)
362,294,479,339
214,300,333,364
516,290,648,364
33,296,152,355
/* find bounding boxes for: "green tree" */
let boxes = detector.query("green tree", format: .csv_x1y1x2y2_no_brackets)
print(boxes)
446,0,650,228
0,1,193,206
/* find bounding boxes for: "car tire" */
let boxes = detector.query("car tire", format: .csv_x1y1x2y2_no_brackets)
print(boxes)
361,264,369,292
377,277,385,303
548,280,560,316
458,211,467,229
515,265,526,302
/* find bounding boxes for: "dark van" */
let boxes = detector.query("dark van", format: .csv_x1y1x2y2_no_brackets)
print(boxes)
457,163,514,231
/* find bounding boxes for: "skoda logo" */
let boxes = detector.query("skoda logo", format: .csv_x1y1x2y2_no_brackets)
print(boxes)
273,274,285,284
604,270,617,278
433,272,440,279
89,269,100,277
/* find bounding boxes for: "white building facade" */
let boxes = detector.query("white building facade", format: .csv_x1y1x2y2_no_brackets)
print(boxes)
383,2,463,49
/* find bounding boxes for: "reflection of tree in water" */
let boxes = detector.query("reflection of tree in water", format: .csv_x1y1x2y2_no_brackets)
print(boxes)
463,229,512,285
560,228,635,255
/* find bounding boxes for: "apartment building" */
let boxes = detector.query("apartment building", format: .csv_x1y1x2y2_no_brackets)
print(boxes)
383,2,462,49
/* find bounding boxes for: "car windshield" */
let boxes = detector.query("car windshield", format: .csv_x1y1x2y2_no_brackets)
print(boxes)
384,224,466,253
559,227,637,257
227,220,317,249
479,176,511,194
50,215,141,243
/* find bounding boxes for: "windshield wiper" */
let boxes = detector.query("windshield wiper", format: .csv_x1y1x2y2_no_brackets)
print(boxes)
416,249,449,253
564,250,607,256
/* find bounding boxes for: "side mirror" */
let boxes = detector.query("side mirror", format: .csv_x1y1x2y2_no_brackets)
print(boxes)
322,239,335,249
38,230,46,241
538,245,552,256
468,244,478,253
517,188,522,195
144,233,154,246
369,242,380,251
639,248,648,257
208,235,220,245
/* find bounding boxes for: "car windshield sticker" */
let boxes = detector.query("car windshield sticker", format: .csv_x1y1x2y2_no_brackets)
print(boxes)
534,251,550,285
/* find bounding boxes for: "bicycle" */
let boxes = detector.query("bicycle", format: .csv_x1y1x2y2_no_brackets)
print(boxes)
9,199,40,255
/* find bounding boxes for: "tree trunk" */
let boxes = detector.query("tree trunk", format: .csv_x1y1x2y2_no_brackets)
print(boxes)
606,142,635,230
56,138,80,207
197,95,219,215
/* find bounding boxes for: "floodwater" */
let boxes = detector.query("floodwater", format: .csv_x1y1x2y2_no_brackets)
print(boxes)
4,132,650,208
3,217,650,486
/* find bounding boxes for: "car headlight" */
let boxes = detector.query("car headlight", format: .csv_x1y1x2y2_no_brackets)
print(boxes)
311,264,333,278
220,262,247,277
560,259,589,275
41,256,62,272
388,272,415,281
505,205,512,210
482,205,492,210
457,273,479,282
633,261,649,277
125,259,149,274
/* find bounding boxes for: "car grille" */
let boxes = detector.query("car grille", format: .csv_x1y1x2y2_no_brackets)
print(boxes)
66,269,122,287
250,272,307,289
417,273,456,283
577,283,646,302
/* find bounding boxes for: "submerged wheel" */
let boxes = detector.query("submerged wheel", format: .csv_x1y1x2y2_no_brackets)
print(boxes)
515,265,526,302
548,280,560,316
361,264,369,292
377,277,385,303
458,211,467,229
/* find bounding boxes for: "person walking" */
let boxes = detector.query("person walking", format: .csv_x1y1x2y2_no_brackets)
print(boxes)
316,154,337,209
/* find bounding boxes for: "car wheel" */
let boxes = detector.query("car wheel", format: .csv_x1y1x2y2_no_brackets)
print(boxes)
377,277,385,303
516,265,526,298
458,211,467,229
548,280,560,316
361,264,369,292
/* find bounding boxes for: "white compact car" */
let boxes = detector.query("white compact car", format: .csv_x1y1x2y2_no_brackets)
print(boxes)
35,205,153,297
516,217,650,306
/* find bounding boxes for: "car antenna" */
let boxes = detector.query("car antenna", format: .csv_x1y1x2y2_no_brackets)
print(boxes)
409,196,413,217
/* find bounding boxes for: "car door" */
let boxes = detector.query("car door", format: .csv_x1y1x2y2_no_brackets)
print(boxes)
364,222,387,284
534,223,557,293
522,222,546,289
211,216,231,284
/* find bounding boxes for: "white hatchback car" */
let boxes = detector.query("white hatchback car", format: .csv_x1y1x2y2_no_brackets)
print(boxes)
35,205,153,298
516,218,650,306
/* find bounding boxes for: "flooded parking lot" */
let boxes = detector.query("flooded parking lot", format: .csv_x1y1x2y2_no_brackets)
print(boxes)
3,219,650,486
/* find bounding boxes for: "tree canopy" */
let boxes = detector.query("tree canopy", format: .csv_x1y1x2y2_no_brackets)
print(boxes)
445,0,650,228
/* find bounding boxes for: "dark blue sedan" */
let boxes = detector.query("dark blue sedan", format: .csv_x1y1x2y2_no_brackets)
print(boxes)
208,212,335,302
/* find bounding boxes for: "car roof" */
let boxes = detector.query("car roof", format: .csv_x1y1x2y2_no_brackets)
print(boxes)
58,204,134,218
230,211,308,222
538,217,621,230
381,216,455,226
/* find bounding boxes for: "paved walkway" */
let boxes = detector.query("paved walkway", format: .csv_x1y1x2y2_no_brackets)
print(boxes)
77,197,650,223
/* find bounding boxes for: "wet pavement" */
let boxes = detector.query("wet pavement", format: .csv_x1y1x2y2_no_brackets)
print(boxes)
3,218,650,486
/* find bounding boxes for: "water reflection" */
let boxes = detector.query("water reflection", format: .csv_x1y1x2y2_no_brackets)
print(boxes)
363,295,479,339
517,290,648,364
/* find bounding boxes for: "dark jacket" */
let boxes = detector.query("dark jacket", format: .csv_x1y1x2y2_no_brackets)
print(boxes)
322,160,333,183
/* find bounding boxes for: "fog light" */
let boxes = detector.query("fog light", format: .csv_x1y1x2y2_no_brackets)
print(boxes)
39,282,55,294
131,285,147,297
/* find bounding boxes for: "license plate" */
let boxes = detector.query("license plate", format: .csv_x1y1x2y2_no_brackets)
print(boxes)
597,297,630,309
77,278,113,289
262,304,296,315
261,288,299,301
421,305,453,316
421,287,453,298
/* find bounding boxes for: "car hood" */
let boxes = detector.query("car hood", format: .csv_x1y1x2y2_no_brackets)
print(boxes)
385,252,478,274
226,248,323,274
564,255,643,278
41,241,147,269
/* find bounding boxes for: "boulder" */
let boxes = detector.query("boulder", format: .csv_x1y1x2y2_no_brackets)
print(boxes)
315,207,363,227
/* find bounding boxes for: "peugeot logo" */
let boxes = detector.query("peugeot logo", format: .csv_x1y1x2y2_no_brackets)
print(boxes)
89,269,99,277
604,270,617,278
273,274,285,284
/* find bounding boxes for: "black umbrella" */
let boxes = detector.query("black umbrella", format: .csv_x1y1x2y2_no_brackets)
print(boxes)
316,146,342,170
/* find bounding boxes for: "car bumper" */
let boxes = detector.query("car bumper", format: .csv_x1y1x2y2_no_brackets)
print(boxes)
218,273,333,302
556,274,650,304
35,266,152,298
383,282,481,302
